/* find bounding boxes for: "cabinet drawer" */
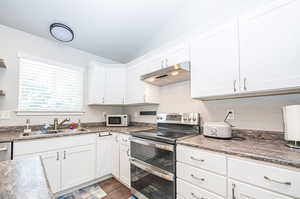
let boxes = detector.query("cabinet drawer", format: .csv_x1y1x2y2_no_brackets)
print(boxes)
14,134,96,156
228,157,300,198
228,179,293,199
177,162,227,197
177,145,227,175
177,179,224,199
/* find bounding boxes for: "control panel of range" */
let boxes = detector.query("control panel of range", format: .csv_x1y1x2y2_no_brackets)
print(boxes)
156,113,200,125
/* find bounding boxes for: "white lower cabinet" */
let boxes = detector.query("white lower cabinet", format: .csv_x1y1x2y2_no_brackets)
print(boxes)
119,144,130,186
61,145,95,190
177,145,299,199
177,179,223,199
40,151,61,193
14,134,96,193
111,133,131,187
96,134,113,178
228,180,292,199
112,133,120,179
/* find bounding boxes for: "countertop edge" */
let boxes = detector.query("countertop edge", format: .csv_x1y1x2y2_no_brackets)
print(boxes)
177,142,300,169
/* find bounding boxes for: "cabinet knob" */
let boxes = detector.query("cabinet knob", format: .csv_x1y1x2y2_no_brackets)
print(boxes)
233,80,237,92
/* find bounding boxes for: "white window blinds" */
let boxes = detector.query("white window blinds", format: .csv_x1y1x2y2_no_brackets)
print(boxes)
18,58,83,112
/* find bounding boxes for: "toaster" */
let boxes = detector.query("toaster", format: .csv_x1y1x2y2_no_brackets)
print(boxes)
203,122,232,139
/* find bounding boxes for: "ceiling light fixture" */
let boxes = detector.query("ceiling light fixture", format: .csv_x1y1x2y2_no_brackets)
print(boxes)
50,23,74,42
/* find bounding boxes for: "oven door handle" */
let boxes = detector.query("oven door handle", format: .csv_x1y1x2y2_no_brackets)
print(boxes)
130,158,174,182
130,137,174,152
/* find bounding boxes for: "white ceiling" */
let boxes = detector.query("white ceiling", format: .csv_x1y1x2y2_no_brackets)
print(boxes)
0,0,186,63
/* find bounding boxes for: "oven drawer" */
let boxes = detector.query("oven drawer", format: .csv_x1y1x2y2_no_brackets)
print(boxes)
177,145,227,175
131,158,175,199
177,162,227,197
228,157,300,198
177,179,224,199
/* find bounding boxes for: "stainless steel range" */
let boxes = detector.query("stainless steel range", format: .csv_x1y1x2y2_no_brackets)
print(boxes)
130,113,200,199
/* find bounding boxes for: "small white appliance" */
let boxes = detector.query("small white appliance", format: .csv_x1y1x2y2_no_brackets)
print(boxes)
203,122,232,139
106,114,129,127
283,105,300,149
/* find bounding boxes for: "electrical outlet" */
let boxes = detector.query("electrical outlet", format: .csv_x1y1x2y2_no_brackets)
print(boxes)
134,112,139,118
226,109,235,121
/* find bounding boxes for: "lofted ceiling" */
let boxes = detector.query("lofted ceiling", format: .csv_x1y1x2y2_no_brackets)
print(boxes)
0,0,186,63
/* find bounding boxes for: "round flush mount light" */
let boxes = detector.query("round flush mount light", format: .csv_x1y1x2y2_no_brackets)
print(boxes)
50,23,74,42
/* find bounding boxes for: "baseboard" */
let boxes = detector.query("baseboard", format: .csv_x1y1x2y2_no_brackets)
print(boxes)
54,174,113,198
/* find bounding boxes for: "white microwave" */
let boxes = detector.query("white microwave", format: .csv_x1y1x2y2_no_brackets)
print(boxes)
106,115,129,127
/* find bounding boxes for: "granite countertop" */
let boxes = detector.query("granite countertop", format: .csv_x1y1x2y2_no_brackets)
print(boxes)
0,126,155,142
178,135,300,169
0,157,53,199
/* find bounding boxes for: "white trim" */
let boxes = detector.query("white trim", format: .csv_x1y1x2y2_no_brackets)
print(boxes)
17,52,85,72
15,111,85,116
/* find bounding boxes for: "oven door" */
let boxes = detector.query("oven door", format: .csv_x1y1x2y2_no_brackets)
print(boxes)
130,158,175,199
130,137,175,173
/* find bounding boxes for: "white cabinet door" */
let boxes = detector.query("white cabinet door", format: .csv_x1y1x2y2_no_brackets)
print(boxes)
105,65,126,104
126,64,160,104
119,144,130,186
96,135,113,178
190,21,240,98
40,151,61,193
229,180,293,199
112,133,120,179
165,42,190,67
61,144,96,190
88,62,106,105
239,0,300,93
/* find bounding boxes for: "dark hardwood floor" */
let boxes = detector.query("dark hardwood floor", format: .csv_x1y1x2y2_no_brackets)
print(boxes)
99,178,132,199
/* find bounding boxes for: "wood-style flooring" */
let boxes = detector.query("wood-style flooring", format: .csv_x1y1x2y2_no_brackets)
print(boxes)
99,178,132,199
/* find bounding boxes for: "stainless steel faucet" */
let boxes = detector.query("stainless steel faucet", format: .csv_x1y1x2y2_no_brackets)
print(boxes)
53,118,70,130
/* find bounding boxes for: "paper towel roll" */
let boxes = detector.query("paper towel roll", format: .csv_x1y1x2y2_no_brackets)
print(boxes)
283,105,300,141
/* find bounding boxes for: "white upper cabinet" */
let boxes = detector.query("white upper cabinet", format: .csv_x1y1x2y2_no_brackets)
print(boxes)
105,65,126,104
239,0,300,93
126,63,160,105
190,21,240,98
164,42,190,67
88,62,126,105
88,62,106,105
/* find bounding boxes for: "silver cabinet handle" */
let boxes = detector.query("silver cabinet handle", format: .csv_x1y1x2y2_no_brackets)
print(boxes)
102,97,104,103
191,174,205,182
190,156,205,162
0,147,8,152
165,58,168,67
264,176,291,186
63,151,66,160
126,149,130,157
233,80,237,92
161,60,164,68
56,152,59,161
191,192,204,199
243,78,247,91
232,183,236,199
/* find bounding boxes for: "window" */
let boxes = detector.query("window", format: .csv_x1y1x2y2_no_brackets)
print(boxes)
18,57,83,114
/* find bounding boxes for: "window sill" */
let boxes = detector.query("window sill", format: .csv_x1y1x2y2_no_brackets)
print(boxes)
15,111,85,116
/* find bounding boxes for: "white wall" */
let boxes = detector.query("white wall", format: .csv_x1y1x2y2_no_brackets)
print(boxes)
124,81,300,131
0,25,123,126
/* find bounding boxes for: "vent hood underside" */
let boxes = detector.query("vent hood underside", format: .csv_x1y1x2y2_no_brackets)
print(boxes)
140,61,190,86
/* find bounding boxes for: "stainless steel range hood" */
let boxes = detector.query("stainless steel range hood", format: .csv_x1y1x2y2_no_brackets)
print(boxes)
140,61,190,86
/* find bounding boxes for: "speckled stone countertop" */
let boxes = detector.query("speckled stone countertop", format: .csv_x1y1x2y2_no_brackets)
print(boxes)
0,126,155,142
178,134,300,169
0,157,53,199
